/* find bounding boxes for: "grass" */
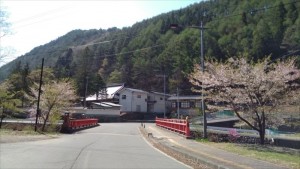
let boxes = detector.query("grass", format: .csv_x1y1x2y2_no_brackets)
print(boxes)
0,128,40,135
0,124,61,136
287,133,300,138
199,141,300,169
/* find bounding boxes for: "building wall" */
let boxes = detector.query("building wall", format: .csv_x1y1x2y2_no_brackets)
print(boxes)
119,89,148,113
153,95,166,113
170,99,202,117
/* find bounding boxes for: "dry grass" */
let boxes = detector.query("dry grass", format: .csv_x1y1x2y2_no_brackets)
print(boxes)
201,142,300,169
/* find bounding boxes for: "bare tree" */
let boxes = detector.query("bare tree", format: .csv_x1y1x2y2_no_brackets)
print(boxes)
189,57,300,144
0,8,12,63
30,80,76,131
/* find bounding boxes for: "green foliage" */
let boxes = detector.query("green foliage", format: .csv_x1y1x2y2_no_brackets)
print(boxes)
0,84,21,128
29,80,76,131
74,47,106,97
0,0,299,96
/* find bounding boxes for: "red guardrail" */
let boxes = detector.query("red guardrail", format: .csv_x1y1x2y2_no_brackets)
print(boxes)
155,117,191,138
68,118,98,130
61,114,98,132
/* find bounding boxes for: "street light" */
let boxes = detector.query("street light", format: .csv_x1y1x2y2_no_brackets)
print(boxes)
170,22,208,138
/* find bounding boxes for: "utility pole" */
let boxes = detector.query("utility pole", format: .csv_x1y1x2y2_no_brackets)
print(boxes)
200,21,207,138
177,87,179,119
163,73,166,118
170,22,208,138
84,76,89,108
35,58,44,132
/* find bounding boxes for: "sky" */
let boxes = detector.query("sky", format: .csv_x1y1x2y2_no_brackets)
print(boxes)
0,0,200,67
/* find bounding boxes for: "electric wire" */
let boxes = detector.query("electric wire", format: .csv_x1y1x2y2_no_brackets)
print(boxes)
8,0,300,64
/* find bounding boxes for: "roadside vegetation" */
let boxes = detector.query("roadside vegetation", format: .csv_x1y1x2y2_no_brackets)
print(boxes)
198,141,300,169
0,124,60,143
190,57,300,144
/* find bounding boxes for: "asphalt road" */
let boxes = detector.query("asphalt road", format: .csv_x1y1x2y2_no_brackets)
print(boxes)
0,123,190,169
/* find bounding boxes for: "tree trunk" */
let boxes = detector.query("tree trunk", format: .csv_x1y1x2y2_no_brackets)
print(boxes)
0,109,6,129
259,129,265,144
259,112,266,145
42,111,51,132
0,116,4,129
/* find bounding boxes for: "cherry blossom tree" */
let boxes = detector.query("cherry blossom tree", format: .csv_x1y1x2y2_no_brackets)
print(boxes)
189,57,300,144
30,80,76,131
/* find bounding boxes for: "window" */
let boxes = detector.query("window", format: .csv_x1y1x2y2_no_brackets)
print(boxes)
122,95,126,99
195,101,201,108
137,95,141,98
172,102,177,108
181,101,190,108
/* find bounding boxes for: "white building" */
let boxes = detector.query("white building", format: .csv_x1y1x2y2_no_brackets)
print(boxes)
147,92,171,115
85,84,170,117
115,88,148,113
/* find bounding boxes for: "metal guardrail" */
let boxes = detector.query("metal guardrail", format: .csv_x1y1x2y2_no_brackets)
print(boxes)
155,117,191,138
190,125,300,140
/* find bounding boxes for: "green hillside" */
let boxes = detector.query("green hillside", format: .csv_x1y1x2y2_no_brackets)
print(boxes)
0,0,299,96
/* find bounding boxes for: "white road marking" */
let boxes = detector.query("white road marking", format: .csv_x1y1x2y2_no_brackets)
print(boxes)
139,127,193,169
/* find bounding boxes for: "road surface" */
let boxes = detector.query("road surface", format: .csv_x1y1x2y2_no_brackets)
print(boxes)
0,123,190,169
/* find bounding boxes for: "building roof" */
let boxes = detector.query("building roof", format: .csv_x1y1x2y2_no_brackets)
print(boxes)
168,95,202,101
118,88,149,94
101,102,121,107
92,102,121,108
149,91,172,97
86,84,124,101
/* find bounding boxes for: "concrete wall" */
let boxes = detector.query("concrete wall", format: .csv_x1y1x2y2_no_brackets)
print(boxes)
73,109,120,116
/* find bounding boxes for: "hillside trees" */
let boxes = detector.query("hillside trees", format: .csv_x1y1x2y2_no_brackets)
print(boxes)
54,48,75,79
74,47,105,104
1,0,300,95
189,57,300,144
0,84,21,128
6,62,30,107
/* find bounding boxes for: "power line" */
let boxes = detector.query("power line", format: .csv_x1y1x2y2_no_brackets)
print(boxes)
209,0,300,23
13,5,71,25
95,43,168,58
10,0,300,65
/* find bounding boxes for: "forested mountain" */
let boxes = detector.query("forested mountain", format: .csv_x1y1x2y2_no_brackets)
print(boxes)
1,0,299,97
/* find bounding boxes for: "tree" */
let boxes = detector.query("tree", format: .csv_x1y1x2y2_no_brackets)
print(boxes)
189,57,300,144
0,84,20,128
0,8,13,64
6,62,31,107
30,80,76,132
0,8,11,38
54,48,74,79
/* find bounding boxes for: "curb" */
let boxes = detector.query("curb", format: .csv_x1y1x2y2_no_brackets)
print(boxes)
139,126,231,169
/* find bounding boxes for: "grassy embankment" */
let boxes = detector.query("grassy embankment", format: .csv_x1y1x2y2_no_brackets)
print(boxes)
197,138,300,169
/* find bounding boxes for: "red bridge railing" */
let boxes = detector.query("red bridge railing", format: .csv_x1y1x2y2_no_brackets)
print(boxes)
68,118,98,130
155,117,191,138
61,114,98,133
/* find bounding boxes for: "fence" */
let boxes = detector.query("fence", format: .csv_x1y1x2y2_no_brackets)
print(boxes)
61,114,98,133
68,119,98,129
155,117,191,138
